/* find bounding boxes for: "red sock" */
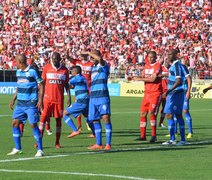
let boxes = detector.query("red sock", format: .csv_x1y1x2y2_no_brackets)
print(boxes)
140,117,147,138
46,117,51,131
77,115,82,128
19,123,25,133
55,119,62,145
150,115,157,137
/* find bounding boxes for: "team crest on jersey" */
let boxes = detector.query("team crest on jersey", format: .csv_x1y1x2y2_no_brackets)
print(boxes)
102,105,107,111
173,106,177,111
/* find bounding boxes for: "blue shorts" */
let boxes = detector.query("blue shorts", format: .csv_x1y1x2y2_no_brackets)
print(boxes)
12,106,40,125
88,99,111,121
66,102,88,118
164,91,184,115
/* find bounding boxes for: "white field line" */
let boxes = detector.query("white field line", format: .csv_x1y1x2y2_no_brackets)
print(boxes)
0,108,211,117
0,140,211,164
0,169,154,180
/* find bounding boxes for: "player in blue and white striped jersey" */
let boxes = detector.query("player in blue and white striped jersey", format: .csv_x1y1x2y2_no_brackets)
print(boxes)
81,50,112,150
63,65,94,138
8,54,44,157
162,49,186,146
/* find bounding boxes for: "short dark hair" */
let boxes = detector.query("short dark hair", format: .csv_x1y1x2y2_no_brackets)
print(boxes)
148,51,157,57
71,65,82,75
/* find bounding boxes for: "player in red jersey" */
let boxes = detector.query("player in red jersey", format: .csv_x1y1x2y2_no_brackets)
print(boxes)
38,52,71,148
67,51,94,135
132,51,162,143
158,60,170,128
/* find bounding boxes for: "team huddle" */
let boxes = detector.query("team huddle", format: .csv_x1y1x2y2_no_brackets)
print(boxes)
7,48,212,157
8,50,112,157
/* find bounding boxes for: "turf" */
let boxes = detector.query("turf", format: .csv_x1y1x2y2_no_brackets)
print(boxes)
0,94,212,180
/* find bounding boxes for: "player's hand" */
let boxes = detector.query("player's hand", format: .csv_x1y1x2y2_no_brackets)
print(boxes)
203,88,208,94
162,92,167,99
186,91,190,99
9,101,14,110
37,100,43,113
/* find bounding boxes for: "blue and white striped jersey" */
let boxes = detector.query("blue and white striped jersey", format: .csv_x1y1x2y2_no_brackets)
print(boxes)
16,65,43,107
90,63,110,104
168,60,185,93
69,74,89,104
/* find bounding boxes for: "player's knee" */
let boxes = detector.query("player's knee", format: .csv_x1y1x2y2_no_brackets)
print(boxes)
140,111,147,118
102,115,111,123
63,110,68,117
12,119,19,127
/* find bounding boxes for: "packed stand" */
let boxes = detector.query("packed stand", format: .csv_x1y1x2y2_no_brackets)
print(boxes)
0,0,211,79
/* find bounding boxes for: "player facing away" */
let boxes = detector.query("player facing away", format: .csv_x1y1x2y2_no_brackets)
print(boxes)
8,54,44,157
181,62,193,138
67,50,94,132
81,50,112,150
132,51,162,143
158,61,170,128
63,66,94,137
38,52,71,148
162,49,186,146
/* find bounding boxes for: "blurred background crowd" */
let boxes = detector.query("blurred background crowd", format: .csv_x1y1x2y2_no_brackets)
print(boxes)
0,0,211,79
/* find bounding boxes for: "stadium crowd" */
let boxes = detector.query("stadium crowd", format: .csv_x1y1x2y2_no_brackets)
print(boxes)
0,0,211,79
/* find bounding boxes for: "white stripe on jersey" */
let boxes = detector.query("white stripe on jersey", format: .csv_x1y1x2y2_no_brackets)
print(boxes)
46,73,66,80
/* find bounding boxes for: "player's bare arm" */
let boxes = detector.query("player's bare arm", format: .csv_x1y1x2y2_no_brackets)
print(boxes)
37,81,44,112
203,85,212,94
186,75,192,99
9,88,17,110
65,82,71,107
132,73,157,82
166,77,181,96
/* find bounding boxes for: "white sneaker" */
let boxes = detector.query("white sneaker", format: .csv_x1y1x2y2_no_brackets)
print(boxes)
35,150,44,157
162,140,176,145
176,141,186,146
7,148,23,155
160,123,166,128
46,130,52,136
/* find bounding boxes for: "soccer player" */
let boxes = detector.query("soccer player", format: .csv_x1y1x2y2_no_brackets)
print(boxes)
67,51,93,132
181,61,193,139
203,85,212,94
162,49,186,146
63,65,93,137
39,52,71,148
81,50,112,150
8,54,44,157
132,51,162,143
158,60,170,128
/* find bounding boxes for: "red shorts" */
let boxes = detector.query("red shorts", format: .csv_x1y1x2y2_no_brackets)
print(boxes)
140,92,161,114
42,100,64,118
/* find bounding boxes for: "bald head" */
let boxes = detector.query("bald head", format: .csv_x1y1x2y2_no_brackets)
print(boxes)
16,54,27,64
51,52,61,68
15,54,28,70
167,49,178,63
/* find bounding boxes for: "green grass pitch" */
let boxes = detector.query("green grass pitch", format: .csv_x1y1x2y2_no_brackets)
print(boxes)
0,94,211,180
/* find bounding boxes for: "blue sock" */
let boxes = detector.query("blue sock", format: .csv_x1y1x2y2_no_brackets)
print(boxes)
86,119,95,135
178,118,185,141
64,115,78,132
13,127,21,150
173,115,178,134
94,122,102,145
185,112,193,134
168,119,175,141
105,123,112,145
32,126,43,150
